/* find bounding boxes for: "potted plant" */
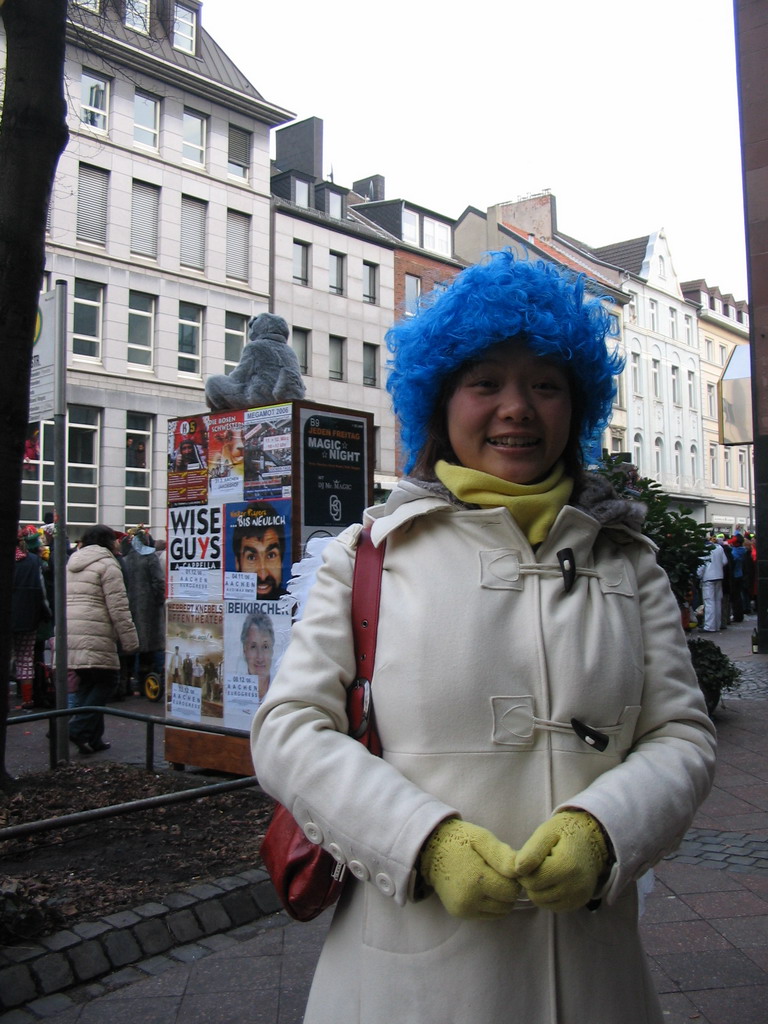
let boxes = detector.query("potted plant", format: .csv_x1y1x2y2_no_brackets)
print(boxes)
686,636,741,715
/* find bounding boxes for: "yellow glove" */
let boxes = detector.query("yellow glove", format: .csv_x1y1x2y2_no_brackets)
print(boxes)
515,811,609,913
419,818,521,919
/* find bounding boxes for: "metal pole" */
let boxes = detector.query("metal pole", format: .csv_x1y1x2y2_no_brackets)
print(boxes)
53,280,69,763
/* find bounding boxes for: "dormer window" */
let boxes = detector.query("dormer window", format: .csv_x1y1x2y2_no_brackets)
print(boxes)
402,209,419,245
125,0,150,33
329,192,343,219
423,217,451,256
658,255,666,278
173,3,197,54
295,179,310,208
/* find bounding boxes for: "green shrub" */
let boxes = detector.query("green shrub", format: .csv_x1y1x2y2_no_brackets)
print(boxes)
687,636,741,716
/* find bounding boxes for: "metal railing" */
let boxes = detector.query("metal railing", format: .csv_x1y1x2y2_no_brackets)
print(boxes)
3,706,264,841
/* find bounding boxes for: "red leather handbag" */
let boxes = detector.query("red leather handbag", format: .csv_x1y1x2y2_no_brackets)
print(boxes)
259,527,385,921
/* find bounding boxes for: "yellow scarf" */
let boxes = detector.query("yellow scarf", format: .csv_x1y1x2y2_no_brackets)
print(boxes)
435,460,574,546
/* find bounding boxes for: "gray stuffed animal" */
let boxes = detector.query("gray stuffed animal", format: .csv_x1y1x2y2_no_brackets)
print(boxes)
205,313,306,411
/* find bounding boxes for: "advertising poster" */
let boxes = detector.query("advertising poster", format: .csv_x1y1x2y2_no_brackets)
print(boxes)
167,504,223,601
222,498,293,606
300,410,368,548
168,415,209,507
242,404,293,500
222,600,293,729
166,601,224,725
207,410,246,505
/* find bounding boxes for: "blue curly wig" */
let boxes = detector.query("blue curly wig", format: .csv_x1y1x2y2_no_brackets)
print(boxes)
386,251,623,474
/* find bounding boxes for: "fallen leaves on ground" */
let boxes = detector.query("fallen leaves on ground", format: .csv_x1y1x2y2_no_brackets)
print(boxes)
0,762,274,944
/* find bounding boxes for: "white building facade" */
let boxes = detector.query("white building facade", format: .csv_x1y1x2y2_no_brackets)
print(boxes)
15,0,292,536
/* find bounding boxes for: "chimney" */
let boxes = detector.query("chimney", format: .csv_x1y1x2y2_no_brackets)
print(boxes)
274,117,323,180
352,175,385,202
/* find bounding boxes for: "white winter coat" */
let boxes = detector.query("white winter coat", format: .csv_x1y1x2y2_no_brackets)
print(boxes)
66,545,138,670
252,477,716,1024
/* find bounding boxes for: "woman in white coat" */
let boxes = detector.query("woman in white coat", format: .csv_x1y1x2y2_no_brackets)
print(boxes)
252,253,716,1024
67,524,138,755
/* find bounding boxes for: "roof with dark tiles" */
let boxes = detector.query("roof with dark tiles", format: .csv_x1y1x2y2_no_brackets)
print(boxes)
590,236,651,276
67,2,292,123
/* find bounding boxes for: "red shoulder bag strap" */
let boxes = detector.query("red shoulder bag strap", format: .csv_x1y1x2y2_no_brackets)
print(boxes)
348,526,385,752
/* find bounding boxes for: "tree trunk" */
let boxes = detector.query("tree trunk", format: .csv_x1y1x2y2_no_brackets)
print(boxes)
0,0,69,791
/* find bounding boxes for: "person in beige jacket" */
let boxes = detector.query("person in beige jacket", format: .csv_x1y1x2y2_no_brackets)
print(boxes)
252,254,716,1024
67,524,138,755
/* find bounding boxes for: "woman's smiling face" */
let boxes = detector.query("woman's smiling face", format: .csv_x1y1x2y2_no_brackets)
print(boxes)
446,341,572,484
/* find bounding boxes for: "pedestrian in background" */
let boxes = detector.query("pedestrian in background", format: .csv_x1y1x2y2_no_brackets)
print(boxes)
698,535,729,633
121,528,166,694
11,527,51,709
67,525,138,755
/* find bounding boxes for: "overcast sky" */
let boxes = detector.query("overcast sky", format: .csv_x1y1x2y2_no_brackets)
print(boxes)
202,0,748,299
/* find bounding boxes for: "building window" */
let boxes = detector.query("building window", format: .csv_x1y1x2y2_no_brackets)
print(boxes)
226,210,250,281
690,445,698,481
739,449,747,489
77,164,108,243
134,91,159,148
685,315,693,345
363,343,378,387
649,299,658,332
671,364,680,404
633,433,643,473
404,273,421,316
127,291,155,367
329,192,343,219
614,369,625,408
124,0,150,33
178,302,203,374
669,307,677,339
724,447,732,487
709,443,719,485
654,437,663,478
182,109,206,164
173,2,196,53
291,327,309,374
21,422,51,524
80,70,108,131
292,241,310,285
224,312,247,373
627,292,637,323
180,196,206,271
652,358,661,398
707,383,716,418
329,335,345,381
719,343,727,366
67,406,100,533
631,352,641,394
658,255,666,278
423,217,451,256
687,369,696,409
329,252,345,295
125,412,151,529
705,337,713,361
228,125,250,179
402,209,419,244
73,280,103,360
674,442,682,483
130,180,160,259
73,0,100,9
294,179,310,208
363,261,378,304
